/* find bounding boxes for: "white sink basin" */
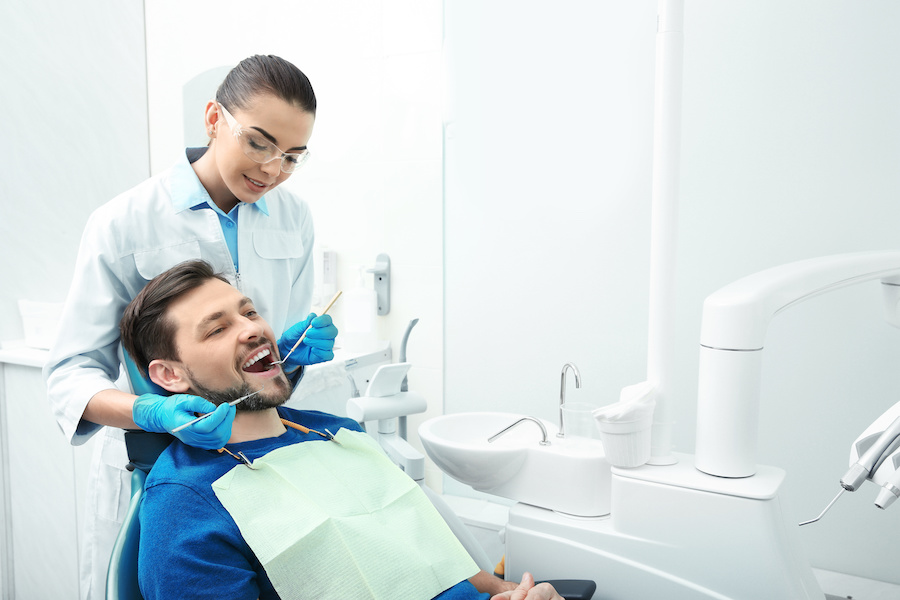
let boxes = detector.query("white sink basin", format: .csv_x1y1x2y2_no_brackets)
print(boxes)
419,412,611,517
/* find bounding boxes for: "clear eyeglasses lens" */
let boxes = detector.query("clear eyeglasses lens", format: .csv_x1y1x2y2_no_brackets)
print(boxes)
237,131,309,173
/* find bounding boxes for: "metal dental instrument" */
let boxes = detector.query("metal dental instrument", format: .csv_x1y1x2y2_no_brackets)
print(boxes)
171,386,265,433
272,290,342,366
798,488,845,526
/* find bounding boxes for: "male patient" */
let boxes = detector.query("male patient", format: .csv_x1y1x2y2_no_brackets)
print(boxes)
121,260,561,600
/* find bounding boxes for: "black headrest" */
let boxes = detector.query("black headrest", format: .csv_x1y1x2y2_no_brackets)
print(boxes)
123,430,175,474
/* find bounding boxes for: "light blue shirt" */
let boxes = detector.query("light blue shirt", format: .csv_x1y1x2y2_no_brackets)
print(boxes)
172,147,271,271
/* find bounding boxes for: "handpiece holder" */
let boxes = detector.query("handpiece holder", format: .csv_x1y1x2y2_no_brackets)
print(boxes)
695,250,900,478
844,402,900,509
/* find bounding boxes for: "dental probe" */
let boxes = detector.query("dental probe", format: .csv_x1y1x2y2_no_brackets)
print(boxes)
798,488,844,526
171,386,264,433
272,290,342,366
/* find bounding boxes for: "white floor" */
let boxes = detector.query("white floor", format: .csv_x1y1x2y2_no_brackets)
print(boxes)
815,568,900,600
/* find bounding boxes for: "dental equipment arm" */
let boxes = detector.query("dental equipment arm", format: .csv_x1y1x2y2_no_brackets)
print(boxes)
695,250,900,478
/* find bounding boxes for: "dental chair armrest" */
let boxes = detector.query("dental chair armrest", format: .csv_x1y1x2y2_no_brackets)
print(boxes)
536,579,596,600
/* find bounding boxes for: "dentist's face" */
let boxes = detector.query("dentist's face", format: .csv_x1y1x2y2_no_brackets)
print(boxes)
164,278,292,408
212,93,315,205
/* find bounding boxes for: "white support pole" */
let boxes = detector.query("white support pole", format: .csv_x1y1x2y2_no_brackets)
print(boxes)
646,0,684,465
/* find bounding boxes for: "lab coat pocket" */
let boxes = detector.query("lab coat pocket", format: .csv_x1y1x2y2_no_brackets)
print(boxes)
94,429,131,523
133,241,203,281
252,231,306,260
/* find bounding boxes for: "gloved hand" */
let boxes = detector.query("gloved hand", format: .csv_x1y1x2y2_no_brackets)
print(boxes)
133,393,236,450
277,313,338,368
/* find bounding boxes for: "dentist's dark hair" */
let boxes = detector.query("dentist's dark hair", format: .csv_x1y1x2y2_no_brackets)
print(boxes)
120,260,229,377
216,54,317,115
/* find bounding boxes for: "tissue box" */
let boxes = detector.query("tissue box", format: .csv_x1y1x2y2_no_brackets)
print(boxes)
18,300,64,350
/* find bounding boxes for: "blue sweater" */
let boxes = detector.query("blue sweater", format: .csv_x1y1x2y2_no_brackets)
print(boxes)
138,407,488,600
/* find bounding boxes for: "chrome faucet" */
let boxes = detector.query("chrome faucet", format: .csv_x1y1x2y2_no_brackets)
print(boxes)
558,362,582,438
488,416,551,446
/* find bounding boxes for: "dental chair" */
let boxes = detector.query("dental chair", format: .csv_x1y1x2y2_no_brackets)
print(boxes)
106,353,595,600
106,430,173,600
106,351,172,600
107,437,594,600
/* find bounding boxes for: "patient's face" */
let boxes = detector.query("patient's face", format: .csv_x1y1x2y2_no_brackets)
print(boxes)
166,278,292,408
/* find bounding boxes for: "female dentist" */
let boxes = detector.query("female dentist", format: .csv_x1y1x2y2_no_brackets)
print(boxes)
43,54,336,599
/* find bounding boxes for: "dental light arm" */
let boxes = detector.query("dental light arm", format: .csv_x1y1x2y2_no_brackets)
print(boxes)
695,251,900,478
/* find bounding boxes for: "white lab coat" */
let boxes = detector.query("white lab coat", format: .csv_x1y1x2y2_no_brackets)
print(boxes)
43,150,315,600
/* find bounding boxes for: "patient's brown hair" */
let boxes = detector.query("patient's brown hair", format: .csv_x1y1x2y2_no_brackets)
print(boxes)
120,260,229,377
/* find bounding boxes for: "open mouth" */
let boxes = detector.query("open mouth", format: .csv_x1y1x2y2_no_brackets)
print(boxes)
242,348,277,373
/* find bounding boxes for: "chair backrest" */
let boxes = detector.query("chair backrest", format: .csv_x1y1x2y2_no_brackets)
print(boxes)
105,430,175,600
121,347,168,397
106,467,146,600
106,349,174,600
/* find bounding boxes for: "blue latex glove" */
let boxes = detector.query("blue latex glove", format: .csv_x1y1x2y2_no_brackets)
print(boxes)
277,313,338,368
133,393,236,450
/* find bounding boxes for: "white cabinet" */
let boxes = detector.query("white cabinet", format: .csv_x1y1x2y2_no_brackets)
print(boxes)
0,345,96,599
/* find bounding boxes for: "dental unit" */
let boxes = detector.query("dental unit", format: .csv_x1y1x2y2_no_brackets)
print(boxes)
420,2,900,598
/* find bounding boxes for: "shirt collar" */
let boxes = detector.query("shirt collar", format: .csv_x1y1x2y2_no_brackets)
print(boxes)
170,148,270,216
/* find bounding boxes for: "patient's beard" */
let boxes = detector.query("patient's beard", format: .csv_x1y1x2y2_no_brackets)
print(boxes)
188,372,292,412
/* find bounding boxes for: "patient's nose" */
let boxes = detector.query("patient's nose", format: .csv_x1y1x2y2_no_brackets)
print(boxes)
238,317,265,341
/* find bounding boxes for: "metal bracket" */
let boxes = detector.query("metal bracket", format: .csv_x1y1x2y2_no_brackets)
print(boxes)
367,253,391,316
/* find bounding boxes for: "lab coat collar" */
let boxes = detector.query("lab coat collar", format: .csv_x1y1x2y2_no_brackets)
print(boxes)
171,148,270,216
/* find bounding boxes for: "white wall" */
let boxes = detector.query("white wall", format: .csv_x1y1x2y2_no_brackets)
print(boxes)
445,0,900,585
143,0,445,480
0,0,148,595
0,0,149,340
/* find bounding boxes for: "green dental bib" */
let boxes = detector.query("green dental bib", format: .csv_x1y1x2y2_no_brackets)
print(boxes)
212,428,478,600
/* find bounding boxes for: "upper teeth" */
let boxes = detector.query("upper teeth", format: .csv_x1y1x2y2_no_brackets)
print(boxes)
243,348,270,370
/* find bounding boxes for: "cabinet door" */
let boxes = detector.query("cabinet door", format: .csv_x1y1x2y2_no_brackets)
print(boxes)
4,363,79,598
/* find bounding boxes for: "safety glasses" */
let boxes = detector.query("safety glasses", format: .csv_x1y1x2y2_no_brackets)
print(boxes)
217,103,310,173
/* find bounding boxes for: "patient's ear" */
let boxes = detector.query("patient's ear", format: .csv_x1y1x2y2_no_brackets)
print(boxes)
147,359,191,394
